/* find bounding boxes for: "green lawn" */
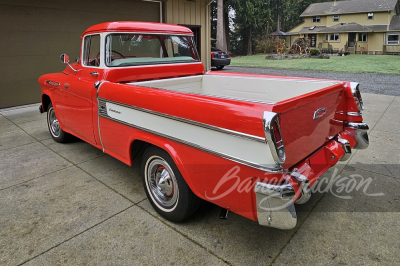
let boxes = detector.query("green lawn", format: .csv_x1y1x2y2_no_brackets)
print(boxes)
231,54,400,74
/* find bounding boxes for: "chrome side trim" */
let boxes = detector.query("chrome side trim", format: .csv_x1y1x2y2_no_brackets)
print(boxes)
97,98,266,143
96,82,108,152
45,80,60,87
99,112,282,172
254,182,297,229
347,111,363,117
346,122,369,130
336,111,363,116
263,111,285,165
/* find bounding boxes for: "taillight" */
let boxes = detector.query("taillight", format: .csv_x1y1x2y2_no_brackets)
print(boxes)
263,111,286,164
211,52,215,58
351,83,364,111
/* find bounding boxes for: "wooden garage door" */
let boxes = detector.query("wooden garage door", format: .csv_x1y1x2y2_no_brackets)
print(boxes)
0,0,161,108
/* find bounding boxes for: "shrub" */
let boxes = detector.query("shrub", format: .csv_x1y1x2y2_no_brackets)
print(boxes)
255,37,286,54
310,48,320,56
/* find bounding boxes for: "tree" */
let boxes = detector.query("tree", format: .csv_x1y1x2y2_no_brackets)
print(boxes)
216,0,228,52
228,0,339,55
230,0,271,55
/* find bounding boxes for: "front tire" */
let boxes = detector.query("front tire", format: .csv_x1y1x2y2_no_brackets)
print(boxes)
47,103,72,143
141,146,200,222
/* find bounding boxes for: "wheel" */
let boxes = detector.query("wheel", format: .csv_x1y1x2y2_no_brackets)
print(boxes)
141,146,201,222
216,65,224,70
47,103,72,143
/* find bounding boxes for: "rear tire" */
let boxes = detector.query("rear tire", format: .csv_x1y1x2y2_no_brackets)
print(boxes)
141,146,200,222
216,65,224,70
47,103,72,143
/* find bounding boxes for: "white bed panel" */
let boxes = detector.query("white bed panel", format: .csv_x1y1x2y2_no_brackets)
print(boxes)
130,75,339,103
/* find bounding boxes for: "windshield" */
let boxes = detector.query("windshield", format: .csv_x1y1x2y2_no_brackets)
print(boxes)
105,34,200,67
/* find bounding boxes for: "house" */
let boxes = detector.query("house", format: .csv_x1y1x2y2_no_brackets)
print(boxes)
286,0,400,55
0,0,213,109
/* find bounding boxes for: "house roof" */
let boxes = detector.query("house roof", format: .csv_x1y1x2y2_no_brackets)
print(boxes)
269,30,287,36
319,22,373,32
301,0,398,17
287,21,398,35
389,15,400,30
366,24,390,31
298,26,327,33
286,26,327,35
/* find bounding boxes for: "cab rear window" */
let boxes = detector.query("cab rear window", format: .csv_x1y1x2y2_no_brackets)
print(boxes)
105,34,200,67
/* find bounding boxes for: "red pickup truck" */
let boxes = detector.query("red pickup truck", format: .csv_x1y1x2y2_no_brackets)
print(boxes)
38,22,369,230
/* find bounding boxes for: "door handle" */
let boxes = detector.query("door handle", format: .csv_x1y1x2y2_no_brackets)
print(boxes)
90,72,99,76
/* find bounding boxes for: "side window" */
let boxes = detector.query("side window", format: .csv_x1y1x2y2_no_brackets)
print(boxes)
83,34,101,67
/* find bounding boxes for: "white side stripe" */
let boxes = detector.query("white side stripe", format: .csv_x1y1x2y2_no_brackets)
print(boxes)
105,102,278,169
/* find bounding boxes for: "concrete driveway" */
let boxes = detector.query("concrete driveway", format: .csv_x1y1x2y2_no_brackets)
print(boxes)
0,93,399,265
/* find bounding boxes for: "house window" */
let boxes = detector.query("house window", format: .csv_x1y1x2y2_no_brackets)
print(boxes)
312,16,321,23
333,15,340,22
330,33,340,41
358,33,367,42
323,34,328,41
387,33,399,45
367,13,374,20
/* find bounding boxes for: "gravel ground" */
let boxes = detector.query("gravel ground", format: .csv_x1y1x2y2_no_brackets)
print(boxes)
219,66,400,96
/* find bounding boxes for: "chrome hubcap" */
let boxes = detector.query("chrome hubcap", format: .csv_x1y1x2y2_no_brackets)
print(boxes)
48,108,60,137
146,157,178,208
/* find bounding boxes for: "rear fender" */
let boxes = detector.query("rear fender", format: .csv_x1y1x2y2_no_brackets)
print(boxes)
126,131,196,195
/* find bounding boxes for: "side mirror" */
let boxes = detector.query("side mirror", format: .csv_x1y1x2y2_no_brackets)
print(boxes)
60,53,69,64
60,53,77,73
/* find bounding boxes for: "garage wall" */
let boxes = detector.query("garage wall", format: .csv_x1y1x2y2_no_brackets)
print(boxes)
0,0,160,108
166,0,211,70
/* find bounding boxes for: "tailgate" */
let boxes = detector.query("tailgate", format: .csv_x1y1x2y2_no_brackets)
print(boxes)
276,85,345,168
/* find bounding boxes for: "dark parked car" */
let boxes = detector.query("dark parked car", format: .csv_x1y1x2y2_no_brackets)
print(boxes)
211,47,230,70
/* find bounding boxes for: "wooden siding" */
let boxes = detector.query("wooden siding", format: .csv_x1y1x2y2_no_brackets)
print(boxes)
166,0,210,70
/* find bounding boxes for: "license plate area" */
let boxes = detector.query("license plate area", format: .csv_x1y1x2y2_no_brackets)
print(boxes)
309,148,328,176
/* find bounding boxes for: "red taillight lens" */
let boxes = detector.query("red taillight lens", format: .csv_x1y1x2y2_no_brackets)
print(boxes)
211,52,215,58
272,119,286,162
273,122,283,148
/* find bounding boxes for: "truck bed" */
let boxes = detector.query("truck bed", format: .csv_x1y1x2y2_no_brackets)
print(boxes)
129,73,345,167
130,75,339,103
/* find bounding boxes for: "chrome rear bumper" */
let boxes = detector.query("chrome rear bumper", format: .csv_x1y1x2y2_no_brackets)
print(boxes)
255,122,369,229
346,122,369,150
254,182,297,230
255,172,311,230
